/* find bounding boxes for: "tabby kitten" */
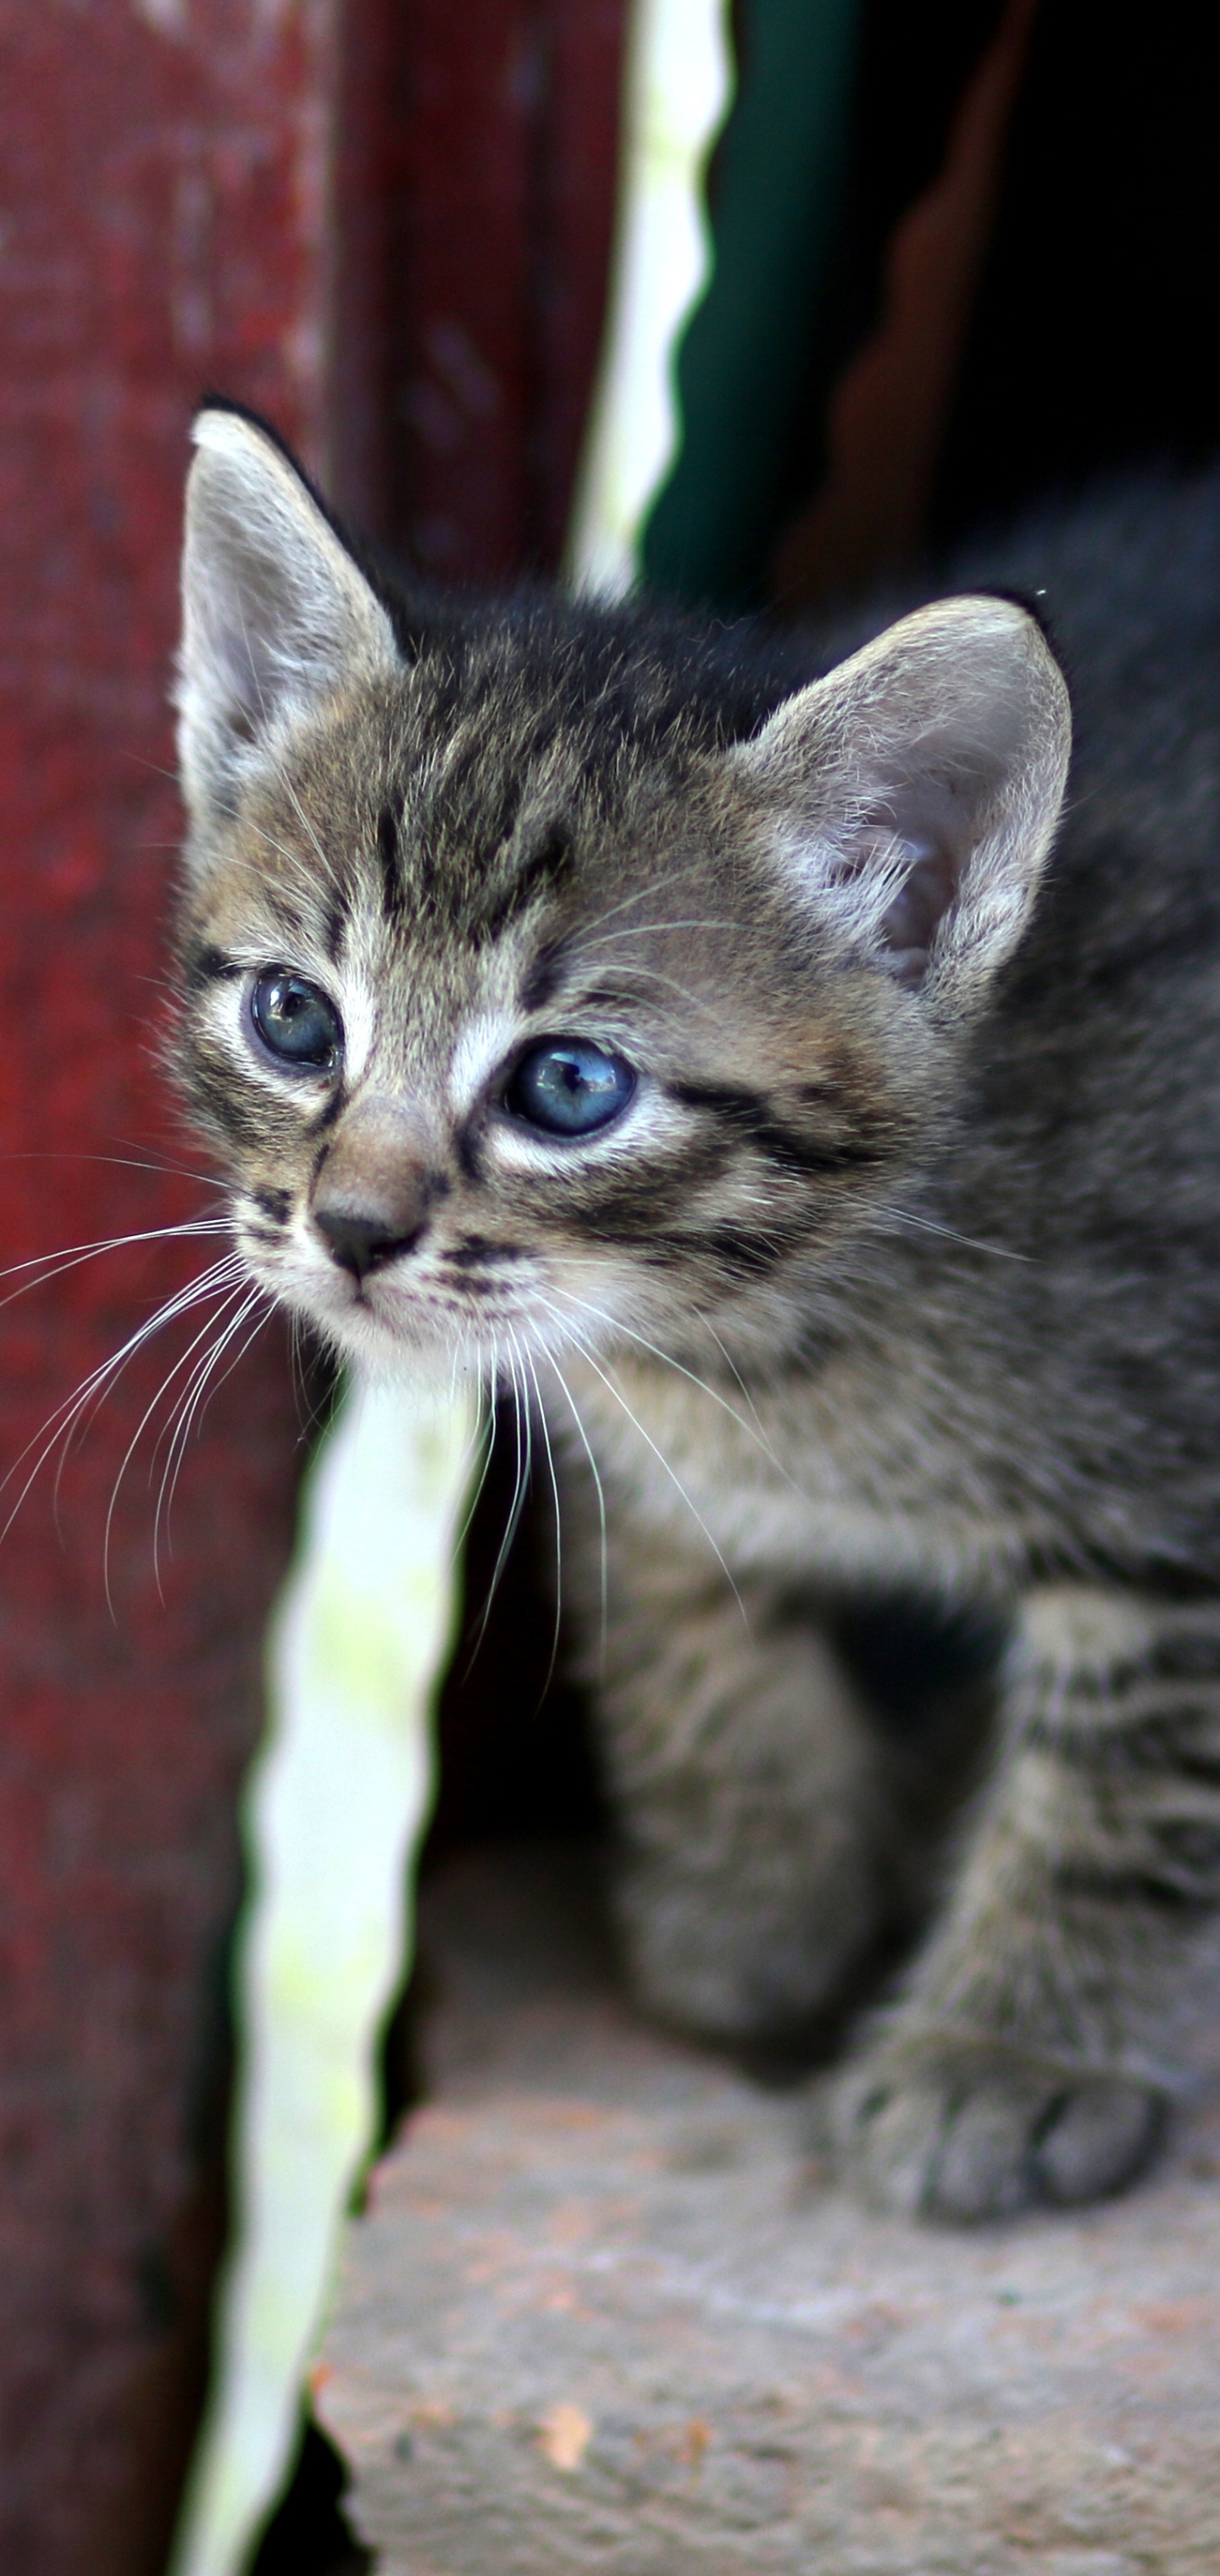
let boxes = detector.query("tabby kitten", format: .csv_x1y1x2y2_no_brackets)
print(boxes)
175,401,1220,2222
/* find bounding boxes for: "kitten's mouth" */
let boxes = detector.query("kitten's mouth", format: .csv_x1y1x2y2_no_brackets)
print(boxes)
267,1241,553,1363
241,1217,629,1378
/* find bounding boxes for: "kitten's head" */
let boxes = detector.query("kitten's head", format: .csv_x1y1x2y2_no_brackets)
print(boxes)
173,406,1070,1383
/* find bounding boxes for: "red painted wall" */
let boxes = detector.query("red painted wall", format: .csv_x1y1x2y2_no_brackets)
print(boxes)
0,4,345,2568
387,0,626,580
0,3,624,2568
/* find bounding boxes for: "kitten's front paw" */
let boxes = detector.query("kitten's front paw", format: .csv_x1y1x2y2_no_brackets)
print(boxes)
833,2038,1167,2222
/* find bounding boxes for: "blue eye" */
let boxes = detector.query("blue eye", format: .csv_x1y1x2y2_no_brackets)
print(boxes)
506,1038,635,1137
249,970,341,1070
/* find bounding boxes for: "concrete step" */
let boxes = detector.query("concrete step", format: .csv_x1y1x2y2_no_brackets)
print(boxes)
317,1840,1220,2575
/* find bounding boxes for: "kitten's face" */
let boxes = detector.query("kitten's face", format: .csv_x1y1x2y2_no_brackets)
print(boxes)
174,411,1070,1386
178,677,924,1380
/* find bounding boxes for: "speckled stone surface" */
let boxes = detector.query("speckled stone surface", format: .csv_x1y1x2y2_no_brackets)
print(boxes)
317,1845,1220,2574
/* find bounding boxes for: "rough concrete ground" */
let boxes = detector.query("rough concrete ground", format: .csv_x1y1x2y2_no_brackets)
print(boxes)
317,1842,1220,2574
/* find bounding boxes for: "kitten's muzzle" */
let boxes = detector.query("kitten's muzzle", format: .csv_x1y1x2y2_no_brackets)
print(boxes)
311,1099,445,1282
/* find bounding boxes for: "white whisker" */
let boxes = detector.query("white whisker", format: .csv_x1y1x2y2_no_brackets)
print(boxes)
538,1308,747,1625
0,1218,230,1307
101,1276,255,1608
0,1257,247,1552
466,1340,532,1663
541,1349,608,1674
525,1343,563,1698
869,1200,1033,1264
148,1285,269,1588
452,1389,500,1561
590,919,739,944
542,1286,797,1491
580,861,713,938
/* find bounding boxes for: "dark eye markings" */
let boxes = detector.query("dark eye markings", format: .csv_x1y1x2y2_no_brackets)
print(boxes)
503,1038,635,1139
185,942,241,992
251,1185,292,1224
668,1076,887,1175
248,969,342,1074
442,1234,528,1267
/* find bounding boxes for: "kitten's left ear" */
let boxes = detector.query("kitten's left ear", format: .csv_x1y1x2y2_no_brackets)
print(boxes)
176,403,400,819
731,597,1071,1016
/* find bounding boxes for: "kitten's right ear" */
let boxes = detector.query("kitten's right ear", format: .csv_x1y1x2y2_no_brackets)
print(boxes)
176,404,399,819
730,597,1070,1019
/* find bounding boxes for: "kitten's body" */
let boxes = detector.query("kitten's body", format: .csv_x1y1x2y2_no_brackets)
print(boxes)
175,409,1220,2220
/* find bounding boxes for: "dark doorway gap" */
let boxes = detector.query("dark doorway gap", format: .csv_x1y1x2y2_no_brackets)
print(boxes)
247,2417,370,2576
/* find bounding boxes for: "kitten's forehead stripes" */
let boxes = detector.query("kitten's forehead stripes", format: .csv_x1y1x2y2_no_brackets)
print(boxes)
475,821,574,941
260,889,321,947
376,801,405,924
519,937,571,1016
323,885,350,962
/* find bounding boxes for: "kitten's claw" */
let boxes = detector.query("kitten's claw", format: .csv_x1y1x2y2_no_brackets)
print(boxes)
832,2040,1168,2221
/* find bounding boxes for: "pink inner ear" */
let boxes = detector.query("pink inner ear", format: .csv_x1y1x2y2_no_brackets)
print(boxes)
878,839,959,985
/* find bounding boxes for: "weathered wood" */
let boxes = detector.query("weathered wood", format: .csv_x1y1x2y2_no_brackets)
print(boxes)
321,1842,1220,2575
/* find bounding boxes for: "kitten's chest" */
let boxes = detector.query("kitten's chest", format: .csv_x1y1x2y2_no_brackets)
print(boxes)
556,1344,1030,1595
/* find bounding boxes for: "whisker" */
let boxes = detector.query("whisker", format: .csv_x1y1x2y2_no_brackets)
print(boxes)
51,1267,249,1530
0,1219,230,1307
241,812,312,871
39,1259,247,1502
538,1309,748,1625
0,1148,219,1187
524,1343,563,1701
580,962,719,1014
280,776,344,891
99,1276,254,1609
580,861,712,938
868,1200,1034,1264
452,1391,500,1561
589,919,739,944
0,1257,246,1550
543,1286,797,1491
541,1349,608,1674
696,1308,778,1446
148,1284,266,1564
466,1338,533,1667
150,1288,270,1589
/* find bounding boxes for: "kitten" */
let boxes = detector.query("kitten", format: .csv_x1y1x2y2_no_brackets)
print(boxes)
175,399,1220,2222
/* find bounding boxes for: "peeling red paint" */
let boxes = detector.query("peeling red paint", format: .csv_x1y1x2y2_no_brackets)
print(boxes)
0,5,341,2567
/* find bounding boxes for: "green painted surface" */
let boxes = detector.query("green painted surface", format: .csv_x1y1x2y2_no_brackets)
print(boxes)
640,0,862,611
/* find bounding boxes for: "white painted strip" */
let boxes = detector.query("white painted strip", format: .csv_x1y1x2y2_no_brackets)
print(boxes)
565,0,735,598
170,1376,476,2576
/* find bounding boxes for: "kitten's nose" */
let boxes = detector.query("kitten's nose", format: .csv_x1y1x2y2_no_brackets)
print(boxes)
313,1203,424,1280
311,1101,441,1281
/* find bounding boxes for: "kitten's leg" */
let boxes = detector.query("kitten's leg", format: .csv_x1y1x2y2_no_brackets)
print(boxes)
835,1585,1220,2218
585,1525,895,2043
